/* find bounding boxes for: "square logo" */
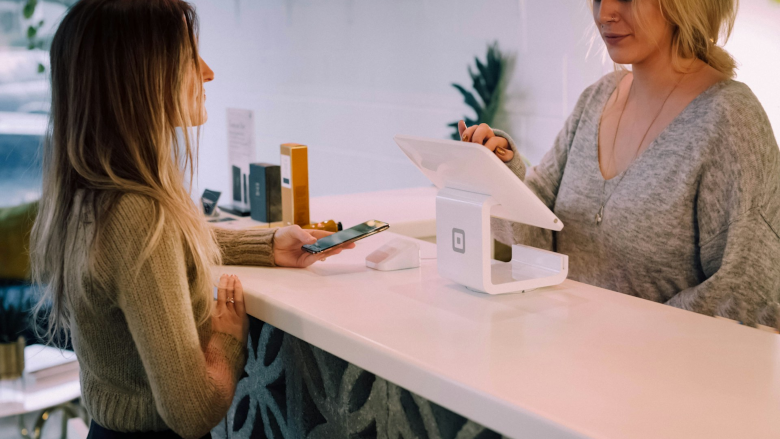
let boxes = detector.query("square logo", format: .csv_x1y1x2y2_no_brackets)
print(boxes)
452,228,465,254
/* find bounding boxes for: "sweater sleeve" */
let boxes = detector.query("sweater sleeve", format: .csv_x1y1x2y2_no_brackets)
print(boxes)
489,83,592,251
102,195,247,439
212,227,276,266
665,90,780,329
666,211,780,328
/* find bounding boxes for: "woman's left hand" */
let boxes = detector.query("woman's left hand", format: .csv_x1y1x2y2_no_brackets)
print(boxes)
458,120,514,162
273,225,355,268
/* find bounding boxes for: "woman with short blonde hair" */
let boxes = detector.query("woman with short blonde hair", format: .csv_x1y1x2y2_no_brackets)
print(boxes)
30,1,350,437
460,0,780,328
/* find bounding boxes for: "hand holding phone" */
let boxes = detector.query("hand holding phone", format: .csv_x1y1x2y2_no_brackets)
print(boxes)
273,225,357,268
302,220,389,254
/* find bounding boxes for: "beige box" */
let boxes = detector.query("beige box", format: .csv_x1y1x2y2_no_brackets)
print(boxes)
280,143,310,227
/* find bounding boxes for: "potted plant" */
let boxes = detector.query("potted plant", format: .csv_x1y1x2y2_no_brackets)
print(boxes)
448,42,506,140
0,291,30,380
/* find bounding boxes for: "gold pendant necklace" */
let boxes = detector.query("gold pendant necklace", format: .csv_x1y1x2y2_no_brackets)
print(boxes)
596,73,685,226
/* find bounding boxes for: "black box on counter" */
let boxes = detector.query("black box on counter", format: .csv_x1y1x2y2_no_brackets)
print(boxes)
249,163,282,223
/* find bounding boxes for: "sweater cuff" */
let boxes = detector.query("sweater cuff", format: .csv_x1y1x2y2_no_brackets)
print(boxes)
493,129,526,181
210,331,247,381
213,227,276,267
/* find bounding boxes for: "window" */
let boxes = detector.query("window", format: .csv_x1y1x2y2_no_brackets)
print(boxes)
0,0,69,208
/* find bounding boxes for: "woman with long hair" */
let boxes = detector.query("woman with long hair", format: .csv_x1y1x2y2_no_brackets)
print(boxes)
29,1,351,437
461,0,780,328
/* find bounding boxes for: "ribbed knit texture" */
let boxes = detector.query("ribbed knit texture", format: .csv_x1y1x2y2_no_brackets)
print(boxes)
492,72,780,329
65,193,275,438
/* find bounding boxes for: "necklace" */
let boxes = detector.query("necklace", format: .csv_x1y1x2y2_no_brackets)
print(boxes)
595,73,685,226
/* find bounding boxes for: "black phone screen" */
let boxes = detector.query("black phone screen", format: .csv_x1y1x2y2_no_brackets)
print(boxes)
201,189,221,216
302,220,388,254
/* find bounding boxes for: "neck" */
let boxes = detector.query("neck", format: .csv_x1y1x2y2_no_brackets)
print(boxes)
629,49,693,98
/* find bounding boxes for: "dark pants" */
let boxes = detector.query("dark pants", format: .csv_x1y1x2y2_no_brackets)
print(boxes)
87,420,212,439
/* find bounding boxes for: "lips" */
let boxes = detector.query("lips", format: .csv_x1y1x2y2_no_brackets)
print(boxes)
603,33,629,44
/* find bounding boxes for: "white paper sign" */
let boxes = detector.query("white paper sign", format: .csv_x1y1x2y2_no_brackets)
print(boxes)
281,154,291,188
226,108,255,208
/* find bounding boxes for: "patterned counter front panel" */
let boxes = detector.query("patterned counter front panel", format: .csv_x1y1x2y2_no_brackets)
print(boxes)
212,316,508,439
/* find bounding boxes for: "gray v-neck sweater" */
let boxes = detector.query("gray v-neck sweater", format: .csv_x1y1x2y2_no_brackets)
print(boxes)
492,72,780,329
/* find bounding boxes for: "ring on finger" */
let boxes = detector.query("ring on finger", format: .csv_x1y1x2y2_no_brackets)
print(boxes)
227,297,235,304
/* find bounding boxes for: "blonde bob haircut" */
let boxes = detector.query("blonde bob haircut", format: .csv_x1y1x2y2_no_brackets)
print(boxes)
591,0,739,78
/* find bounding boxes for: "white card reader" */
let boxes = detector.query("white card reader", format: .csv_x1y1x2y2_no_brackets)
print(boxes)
365,238,421,271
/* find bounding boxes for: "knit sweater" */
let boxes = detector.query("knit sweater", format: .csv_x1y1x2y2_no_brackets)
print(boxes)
493,72,780,329
65,192,275,438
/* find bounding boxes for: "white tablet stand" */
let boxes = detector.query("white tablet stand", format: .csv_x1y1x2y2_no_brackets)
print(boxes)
395,135,568,295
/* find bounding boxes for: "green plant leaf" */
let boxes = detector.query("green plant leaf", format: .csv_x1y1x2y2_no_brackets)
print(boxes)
475,57,489,85
469,66,490,104
449,41,507,139
23,0,38,19
38,63,45,73
452,84,483,120
27,25,37,39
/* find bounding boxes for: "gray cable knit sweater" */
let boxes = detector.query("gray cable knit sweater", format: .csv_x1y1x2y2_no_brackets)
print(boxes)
66,193,276,438
492,72,780,329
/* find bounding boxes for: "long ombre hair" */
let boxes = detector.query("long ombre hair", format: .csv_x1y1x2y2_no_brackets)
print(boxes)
30,0,221,345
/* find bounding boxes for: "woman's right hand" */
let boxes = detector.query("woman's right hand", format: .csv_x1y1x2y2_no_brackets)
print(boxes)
212,274,249,345
458,120,514,162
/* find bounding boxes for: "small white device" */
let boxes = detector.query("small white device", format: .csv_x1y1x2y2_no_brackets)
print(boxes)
394,134,568,294
365,238,421,271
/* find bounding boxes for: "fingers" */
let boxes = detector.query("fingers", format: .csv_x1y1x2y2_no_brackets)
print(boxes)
299,246,343,267
291,225,317,245
457,120,467,137
233,276,245,316
461,125,477,142
216,274,228,311
484,136,508,153
300,252,323,268
471,123,494,146
494,143,514,162
308,230,333,240
225,275,235,309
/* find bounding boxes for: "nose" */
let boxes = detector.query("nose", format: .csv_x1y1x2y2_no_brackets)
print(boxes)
597,0,620,26
200,56,214,83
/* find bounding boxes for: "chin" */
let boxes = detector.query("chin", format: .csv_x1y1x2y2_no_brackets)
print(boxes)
193,111,208,127
605,47,639,66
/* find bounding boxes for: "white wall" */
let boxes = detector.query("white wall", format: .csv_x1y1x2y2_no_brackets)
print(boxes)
724,0,780,140
191,0,780,199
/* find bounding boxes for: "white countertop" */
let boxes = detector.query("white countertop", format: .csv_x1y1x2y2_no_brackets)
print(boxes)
310,186,437,238
222,232,780,439
214,186,438,239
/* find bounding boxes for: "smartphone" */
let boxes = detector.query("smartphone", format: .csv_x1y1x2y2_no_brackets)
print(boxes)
201,189,221,216
302,220,389,254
